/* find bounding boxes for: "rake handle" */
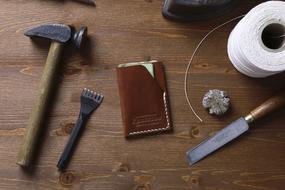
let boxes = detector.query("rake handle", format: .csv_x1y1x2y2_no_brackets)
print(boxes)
16,41,64,167
57,117,85,171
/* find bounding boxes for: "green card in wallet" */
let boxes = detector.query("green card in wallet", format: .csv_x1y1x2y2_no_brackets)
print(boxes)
116,60,173,137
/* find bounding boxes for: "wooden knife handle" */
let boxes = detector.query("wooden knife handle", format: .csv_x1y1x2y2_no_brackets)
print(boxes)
245,90,285,123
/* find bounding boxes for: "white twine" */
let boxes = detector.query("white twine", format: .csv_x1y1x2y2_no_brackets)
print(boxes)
227,1,285,78
185,1,285,122
184,15,244,122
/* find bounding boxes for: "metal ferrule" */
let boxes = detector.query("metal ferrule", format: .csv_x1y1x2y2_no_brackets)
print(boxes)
244,114,255,124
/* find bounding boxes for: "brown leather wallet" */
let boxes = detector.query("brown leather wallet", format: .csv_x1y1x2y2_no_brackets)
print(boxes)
117,61,172,137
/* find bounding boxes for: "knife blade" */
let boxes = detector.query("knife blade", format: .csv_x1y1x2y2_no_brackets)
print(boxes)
187,90,285,165
187,118,249,165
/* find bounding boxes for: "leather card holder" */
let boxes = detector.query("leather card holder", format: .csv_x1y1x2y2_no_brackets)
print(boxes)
116,61,172,137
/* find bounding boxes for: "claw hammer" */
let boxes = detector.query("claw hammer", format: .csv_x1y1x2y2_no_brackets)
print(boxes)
17,24,87,167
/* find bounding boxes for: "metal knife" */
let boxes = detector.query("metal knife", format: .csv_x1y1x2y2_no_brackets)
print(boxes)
187,90,285,165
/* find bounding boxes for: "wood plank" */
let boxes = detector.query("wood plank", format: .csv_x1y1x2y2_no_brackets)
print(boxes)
0,0,284,189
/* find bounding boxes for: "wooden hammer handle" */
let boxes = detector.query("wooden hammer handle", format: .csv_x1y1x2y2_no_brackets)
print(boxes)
246,90,285,123
16,41,63,167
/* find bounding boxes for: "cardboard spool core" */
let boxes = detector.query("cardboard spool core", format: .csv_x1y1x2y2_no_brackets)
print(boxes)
262,23,285,50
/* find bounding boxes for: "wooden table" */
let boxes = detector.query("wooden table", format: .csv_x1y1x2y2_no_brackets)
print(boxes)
0,0,284,189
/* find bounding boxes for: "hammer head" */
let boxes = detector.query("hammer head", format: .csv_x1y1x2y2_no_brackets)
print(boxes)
25,24,87,49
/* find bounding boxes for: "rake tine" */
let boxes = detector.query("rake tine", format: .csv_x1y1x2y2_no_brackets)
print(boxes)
93,91,97,99
91,91,95,97
89,91,92,98
87,90,92,98
84,88,89,96
97,94,103,102
98,94,103,101
82,88,86,96
94,93,99,101
100,95,104,101
98,95,103,103
87,89,92,96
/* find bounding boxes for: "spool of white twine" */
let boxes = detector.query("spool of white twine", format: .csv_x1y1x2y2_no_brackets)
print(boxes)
227,1,285,78
185,1,285,122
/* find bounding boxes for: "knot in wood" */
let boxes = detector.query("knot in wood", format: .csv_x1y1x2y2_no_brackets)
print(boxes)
191,175,200,185
134,184,151,190
190,126,201,138
59,171,77,186
113,163,130,172
64,123,75,134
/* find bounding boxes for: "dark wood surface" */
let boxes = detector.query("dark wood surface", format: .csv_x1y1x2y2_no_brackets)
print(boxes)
0,0,284,189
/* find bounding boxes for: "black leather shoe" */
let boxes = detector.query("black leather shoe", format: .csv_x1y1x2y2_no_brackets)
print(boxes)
162,0,240,22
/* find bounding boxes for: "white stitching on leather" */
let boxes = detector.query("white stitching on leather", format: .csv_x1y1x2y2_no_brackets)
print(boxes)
128,92,170,136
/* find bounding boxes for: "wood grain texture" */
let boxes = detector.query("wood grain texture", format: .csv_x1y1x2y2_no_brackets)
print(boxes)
0,0,284,189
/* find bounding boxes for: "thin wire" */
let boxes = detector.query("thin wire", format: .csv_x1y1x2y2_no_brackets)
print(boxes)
184,15,245,123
